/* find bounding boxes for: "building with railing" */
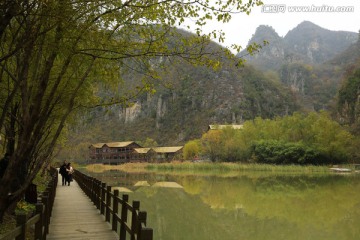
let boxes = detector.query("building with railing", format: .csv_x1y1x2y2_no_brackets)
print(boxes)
89,142,183,164
89,141,142,164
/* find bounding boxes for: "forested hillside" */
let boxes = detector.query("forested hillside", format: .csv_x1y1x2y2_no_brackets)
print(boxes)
58,24,360,162
60,44,299,161
336,36,360,134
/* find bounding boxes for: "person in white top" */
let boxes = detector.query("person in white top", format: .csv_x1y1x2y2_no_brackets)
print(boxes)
65,162,74,186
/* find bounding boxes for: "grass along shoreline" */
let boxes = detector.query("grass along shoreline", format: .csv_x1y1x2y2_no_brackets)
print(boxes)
146,162,331,173
85,162,333,174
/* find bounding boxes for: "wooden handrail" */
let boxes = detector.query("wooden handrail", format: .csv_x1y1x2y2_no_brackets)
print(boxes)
0,167,58,240
74,170,153,240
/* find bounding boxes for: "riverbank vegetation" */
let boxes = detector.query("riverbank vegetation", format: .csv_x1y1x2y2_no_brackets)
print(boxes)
184,111,358,164
146,162,331,173
0,170,52,233
85,162,332,174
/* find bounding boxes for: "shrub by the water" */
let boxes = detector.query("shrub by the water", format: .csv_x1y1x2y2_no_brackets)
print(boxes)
251,140,334,165
194,111,355,164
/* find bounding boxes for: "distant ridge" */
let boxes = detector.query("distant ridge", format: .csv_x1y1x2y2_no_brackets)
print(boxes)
238,21,358,70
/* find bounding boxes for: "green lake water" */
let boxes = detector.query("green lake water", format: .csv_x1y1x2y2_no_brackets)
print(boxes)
83,169,360,240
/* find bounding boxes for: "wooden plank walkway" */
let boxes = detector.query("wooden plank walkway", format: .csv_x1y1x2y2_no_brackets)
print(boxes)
47,174,118,240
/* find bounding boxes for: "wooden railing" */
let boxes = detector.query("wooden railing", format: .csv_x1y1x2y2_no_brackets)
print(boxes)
73,170,153,240
0,167,58,240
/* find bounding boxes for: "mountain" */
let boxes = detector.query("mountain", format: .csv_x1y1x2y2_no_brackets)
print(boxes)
61,37,300,158
236,21,359,111
335,36,360,133
238,25,285,70
326,32,360,67
73,60,299,146
284,21,358,64
239,21,358,70
59,25,360,160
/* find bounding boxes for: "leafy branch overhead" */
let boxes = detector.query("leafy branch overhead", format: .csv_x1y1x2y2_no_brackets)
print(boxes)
0,0,262,221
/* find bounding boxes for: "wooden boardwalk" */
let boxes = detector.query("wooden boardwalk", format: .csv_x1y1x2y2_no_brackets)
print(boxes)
47,174,118,240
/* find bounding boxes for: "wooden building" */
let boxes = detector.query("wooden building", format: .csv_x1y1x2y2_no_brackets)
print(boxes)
132,148,154,162
152,146,183,162
88,143,105,162
89,141,142,164
89,142,183,164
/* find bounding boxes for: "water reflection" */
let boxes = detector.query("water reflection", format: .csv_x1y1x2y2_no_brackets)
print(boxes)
82,169,360,240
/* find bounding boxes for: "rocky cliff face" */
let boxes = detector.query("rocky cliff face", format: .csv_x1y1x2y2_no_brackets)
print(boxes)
91,59,299,145
278,64,314,95
120,102,142,123
239,25,286,69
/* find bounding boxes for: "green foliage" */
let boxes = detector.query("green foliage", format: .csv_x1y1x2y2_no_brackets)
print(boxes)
337,67,360,129
0,0,265,219
139,138,159,148
251,140,329,165
15,200,35,215
183,140,201,160
200,130,222,162
195,111,356,164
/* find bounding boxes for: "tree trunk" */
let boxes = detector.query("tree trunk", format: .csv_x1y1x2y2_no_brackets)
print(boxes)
0,174,24,222
0,152,30,222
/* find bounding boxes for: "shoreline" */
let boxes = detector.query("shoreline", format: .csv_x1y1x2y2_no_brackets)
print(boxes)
84,162,333,174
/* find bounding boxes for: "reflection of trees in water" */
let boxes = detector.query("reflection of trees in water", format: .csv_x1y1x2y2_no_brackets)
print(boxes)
82,169,177,189
83,170,360,240
178,174,360,234
131,178,360,240
254,174,351,192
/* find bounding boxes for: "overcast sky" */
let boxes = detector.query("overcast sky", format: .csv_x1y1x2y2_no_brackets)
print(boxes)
195,0,360,53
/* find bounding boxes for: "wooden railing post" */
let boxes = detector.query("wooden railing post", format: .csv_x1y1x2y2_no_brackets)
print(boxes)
46,184,54,219
100,182,106,215
105,186,111,222
140,228,153,240
35,203,44,240
112,190,119,232
138,211,152,240
54,170,153,239
119,194,129,240
91,177,96,204
96,180,101,210
15,213,27,240
41,193,50,235
131,201,140,240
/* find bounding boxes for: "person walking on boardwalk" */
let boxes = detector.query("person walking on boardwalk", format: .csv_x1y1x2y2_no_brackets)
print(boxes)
59,160,67,186
65,162,74,186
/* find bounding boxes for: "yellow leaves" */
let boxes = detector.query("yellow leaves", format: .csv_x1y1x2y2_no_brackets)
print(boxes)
246,42,262,55
15,200,35,215
183,140,202,160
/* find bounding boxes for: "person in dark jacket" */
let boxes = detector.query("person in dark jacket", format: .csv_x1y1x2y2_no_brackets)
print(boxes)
59,160,67,186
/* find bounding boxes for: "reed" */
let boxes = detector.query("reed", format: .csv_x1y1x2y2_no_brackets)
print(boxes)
146,162,331,173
